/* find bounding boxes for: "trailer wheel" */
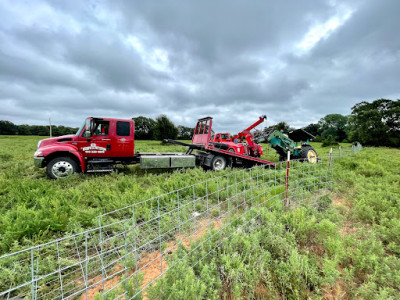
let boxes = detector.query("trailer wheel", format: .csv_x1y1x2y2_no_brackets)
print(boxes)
211,156,227,171
301,146,318,163
228,148,236,153
46,157,78,179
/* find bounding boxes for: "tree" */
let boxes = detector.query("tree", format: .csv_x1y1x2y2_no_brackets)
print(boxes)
263,121,294,135
349,99,400,147
30,125,49,136
318,114,349,142
17,124,32,135
52,126,78,136
302,123,321,138
132,116,157,140
321,135,339,147
177,125,194,140
153,115,178,140
0,121,18,135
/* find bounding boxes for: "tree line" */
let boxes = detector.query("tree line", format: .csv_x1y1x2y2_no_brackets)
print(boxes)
133,115,194,140
268,99,399,147
1,99,399,147
0,120,79,136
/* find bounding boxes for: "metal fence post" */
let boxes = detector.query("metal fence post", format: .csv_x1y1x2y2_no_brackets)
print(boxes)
85,232,88,300
98,216,105,299
284,151,290,206
250,168,253,207
123,222,128,296
31,248,35,300
131,206,139,292
157,196,162,274
328,148,333,168
226,174,230,216
56,242,64,299
274,164,277,200
217,177,221,217
177,191,181,239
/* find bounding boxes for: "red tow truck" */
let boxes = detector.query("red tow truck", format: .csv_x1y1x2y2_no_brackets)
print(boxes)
34,116,275,179
211,115,266,157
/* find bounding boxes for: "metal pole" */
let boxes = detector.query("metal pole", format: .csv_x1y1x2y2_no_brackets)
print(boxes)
250,168,253,206
284,150,290,206
242,169,247,207
226,174,230,216
177,191,181,240
85,233,88,300
157,197,162,274
31,248,35,300
57,242,64,299
98,216,105,299
121,222,127,297
217,177,221,217
49,117,52,138
206,181,209,216
274,164,277,200
131,206,139,292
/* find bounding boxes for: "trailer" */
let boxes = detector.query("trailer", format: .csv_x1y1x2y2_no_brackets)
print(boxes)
34,116,275,179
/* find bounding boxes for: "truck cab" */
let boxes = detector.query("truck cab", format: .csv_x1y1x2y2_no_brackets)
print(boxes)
213,133,232,143
34,117,135,179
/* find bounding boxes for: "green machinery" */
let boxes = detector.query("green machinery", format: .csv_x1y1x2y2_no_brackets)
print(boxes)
256,130,319,163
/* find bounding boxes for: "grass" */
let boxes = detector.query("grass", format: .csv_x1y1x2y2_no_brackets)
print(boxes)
145,147,400,299
4,135,390,299
0,135,341,253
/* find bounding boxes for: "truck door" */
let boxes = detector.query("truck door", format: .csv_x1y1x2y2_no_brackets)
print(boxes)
114,120,134,157
78,119,112,158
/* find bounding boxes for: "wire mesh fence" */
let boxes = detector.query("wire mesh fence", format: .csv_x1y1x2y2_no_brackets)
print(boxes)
0,144,362,299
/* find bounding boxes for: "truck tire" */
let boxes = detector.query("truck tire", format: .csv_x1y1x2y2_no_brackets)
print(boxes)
211,155,227,171
300,146,318,163
46,157,78,179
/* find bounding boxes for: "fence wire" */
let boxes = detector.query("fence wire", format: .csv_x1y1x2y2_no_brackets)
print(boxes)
0,144,362,299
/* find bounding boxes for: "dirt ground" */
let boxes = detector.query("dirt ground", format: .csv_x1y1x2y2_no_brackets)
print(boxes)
80,218,222,300
322,195,358,300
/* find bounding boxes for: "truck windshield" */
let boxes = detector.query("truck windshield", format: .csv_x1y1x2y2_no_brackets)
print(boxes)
75,120,86,136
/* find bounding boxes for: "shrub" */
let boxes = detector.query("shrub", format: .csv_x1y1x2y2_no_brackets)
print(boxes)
322,135,339,147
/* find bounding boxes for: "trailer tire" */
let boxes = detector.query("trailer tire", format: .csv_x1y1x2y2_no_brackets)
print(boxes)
301,146,318,163
211,155,227,171
46,156,78,179
228,148,236,153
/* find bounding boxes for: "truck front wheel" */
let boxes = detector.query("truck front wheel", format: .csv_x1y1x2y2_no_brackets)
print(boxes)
46,157,78,179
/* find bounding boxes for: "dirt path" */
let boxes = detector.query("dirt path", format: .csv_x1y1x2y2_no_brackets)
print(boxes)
322,195,359,300
80,218,222,300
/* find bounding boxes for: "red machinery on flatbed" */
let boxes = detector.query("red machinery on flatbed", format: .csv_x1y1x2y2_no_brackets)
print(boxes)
34,116,275,179
210,115,266,157
166,116,275,170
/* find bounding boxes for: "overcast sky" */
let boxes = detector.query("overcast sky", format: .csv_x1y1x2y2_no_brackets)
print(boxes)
0,0,399,132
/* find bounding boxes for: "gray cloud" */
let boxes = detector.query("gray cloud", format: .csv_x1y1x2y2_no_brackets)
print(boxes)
0,0,399,132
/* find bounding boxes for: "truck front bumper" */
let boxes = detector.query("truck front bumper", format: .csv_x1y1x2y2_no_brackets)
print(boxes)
34,157,44,168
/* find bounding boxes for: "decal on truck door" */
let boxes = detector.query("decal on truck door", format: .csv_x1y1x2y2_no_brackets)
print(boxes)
82,143,107,154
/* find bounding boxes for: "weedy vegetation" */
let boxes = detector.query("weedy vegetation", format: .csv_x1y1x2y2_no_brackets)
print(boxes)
0,135,399,299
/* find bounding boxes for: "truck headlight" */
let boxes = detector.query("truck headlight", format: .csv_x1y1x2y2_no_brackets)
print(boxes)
34,150,43,157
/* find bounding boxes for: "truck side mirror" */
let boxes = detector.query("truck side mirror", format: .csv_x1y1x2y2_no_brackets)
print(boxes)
85,119,92,138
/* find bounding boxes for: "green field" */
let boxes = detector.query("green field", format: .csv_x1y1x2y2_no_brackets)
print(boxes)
1,136,399,298
146,146,400,299
0,135,335,253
